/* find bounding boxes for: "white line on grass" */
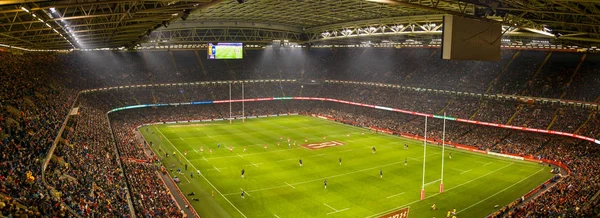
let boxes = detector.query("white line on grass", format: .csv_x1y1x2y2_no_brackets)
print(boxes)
451,168,471,174
202,157,208,162
182,174,191,183
153,127,247,218
340,149,353,153
224,160,405,196
424,179,441,187
365,162,515,218
386,192,405,199
179,136,184,141
276,157,298,162
274,214,280,218
193,149,199,153
327,208,349,215
199,147,303,160
457,168,544,214
484,162,493,166
240,188,250,196
213,165,221,173
284,182,296,189
244,161,262,167
236,153,244,159
323,203,337,211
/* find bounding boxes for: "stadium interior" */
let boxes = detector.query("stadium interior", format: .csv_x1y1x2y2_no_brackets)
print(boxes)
1,0,600,217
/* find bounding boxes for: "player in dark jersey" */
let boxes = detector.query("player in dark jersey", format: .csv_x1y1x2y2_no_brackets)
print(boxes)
339,157,342,165
324,179,327,189
299,159,303,167
241,169,245,178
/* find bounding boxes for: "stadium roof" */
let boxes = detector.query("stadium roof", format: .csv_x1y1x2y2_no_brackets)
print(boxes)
1,0,600,50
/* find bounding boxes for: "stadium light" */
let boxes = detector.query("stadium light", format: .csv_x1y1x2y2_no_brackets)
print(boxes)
21,7,29,13
49,7,56,12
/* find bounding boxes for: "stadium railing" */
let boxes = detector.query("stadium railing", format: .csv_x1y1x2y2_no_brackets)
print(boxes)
39,92,83,218
106,113,138,217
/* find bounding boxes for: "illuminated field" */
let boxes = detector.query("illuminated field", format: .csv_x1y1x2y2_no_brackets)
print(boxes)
142,116,553,218
215,45,242,59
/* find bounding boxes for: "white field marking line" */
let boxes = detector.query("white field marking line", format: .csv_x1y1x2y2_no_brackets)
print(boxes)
193,149,199,153
451,167,468,173
323,203,337,211
463,151,539,168
224,160,405,196
314,154,325,157
181,174,191,183
179,136,184,141
207,167,227,171
154,126,248,218
340,149,353,153
243,163,263,167
457,168,544,214
274,214,280,218
236,153,244,159
365,162,515,218
327,208,349,215
386,192,405,199
460,169,473,175
213,165,221,173
202,156,208,162
276,157,298,162
483,162,493,166
248,162,261,168
197,147,304,161
424,179,441,187
240,188,250,196
284,182,296,189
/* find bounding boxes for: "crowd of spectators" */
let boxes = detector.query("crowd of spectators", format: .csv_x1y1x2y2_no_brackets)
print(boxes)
2,48,600,217
0,53,79,216
123,162,183,218
44,101,130,217
52,49,600,102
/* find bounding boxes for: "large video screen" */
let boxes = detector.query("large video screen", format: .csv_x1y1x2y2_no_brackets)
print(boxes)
207,42,243,59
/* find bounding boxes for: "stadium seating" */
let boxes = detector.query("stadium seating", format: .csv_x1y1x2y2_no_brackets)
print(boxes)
1,49,599,217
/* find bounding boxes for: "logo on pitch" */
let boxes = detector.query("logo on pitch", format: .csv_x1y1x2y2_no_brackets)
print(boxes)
300,141,344,150
379,207,409,218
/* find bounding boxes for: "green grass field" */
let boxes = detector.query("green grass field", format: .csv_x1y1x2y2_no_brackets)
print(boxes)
216,45,243,59
141,116,553,218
